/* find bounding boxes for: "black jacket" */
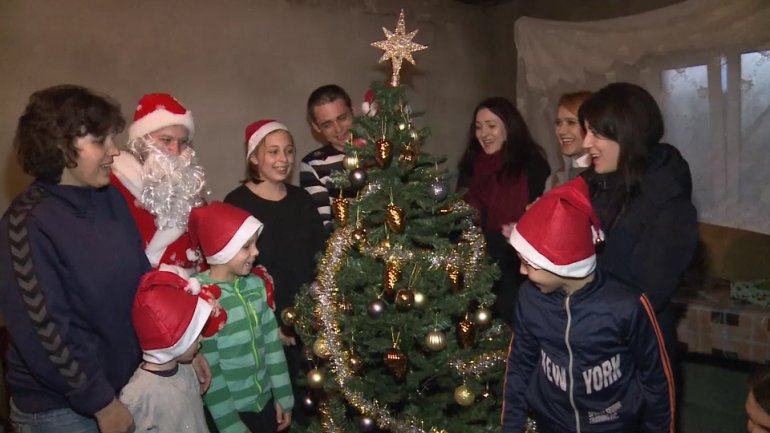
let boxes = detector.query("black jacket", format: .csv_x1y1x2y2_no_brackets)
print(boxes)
502,270,674,433
587,143,697,313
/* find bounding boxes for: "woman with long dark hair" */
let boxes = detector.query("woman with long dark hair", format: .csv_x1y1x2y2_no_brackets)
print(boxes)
458,97,550,325
579,82,697,393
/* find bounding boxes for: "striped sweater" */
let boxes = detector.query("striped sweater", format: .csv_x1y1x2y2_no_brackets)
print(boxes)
299,144,355,234
195,272,293,433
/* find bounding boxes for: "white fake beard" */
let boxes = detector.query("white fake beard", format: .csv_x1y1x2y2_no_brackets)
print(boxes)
127,136,209,230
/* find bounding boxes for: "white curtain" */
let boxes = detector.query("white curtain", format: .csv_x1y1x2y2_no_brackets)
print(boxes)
514,0,770,234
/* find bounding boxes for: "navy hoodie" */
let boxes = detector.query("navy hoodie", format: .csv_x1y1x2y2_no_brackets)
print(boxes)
0,181,149,415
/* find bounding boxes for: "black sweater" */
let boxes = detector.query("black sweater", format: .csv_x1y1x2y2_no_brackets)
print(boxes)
224,184,325,313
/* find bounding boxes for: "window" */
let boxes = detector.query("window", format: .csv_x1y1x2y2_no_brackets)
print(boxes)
660,50,770,234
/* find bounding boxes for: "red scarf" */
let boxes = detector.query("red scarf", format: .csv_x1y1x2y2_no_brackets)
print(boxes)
465,151,529,232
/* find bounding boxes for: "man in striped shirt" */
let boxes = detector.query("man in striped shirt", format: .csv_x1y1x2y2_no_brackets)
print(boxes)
300,84,357,234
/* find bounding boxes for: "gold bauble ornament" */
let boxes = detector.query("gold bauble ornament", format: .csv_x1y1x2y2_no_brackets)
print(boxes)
351,226,368,250
383,347,408,381
413,290,426,308
280,307,298,326
454,384,475,406
307,368,325,389
383,259,401,299
386,202,405,233
446,263,463,292
375,138,393,168
332,196,350,227
394,289,415,312
378,236,392,251
348,350,364,375
313,336,331,359
425,329,447,352
457,317,477,348
343,153,360,170
473,307,492,329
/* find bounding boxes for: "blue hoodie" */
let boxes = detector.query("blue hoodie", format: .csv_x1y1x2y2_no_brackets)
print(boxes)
0,181,149,415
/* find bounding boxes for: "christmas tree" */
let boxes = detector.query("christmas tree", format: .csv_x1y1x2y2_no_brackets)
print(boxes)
287,11,511,433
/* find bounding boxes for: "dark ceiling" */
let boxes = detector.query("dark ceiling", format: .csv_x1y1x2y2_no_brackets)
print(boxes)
453,0,513,7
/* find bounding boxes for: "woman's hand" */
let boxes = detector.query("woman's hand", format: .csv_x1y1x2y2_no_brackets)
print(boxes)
501,222,516,239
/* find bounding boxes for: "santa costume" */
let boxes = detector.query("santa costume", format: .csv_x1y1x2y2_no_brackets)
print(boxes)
111,93,203,270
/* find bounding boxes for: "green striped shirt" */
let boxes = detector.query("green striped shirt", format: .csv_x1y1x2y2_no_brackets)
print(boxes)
196,272,293,433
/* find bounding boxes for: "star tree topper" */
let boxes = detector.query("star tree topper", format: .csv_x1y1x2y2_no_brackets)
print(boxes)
371,9,428,86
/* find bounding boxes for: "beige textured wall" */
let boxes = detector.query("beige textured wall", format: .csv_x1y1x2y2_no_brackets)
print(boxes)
0,0,491,210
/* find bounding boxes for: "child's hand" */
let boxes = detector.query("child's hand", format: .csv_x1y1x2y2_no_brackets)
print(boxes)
278,328,296,346
275,405,292,431
191,353,212,394
95,398,135,433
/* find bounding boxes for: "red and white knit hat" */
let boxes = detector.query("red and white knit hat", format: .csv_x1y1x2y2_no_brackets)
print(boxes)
244,119,289,161
133,270,213,364
129,93,195,141
508,177,604,278
188,202,263,265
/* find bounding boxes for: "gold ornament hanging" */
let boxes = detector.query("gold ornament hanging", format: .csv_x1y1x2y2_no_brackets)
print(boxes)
398,143,417,167
343,153,361,170
412,290,426,309
307,368,325,389
386,202,405,233
375,138,393,168
333,196,350,227
378,234,392,251
457,317,477,348
473,306,492,329
394,289,415,312
348,350,364,375
351,226,368,251
454,384,475,406
384,347,408,381
425,329,447,352
313,336,331,359
446,263,463,292
371,9,428,87
280,307,298,326
383,259,401,299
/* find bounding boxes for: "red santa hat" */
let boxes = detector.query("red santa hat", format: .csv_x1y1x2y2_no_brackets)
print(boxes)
133,270,219,364
129,93,195,141
188,202,263,265
244,119,289,161
508,177,604,278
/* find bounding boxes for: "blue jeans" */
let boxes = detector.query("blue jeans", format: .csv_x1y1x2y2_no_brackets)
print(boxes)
10,400,98,433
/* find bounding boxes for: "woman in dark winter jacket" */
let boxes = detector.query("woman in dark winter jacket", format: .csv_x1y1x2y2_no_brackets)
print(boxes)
457,97,550,326
579,82,698,394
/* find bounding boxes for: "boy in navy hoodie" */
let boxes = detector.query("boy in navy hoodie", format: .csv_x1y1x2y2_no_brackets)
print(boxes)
502,177,674,433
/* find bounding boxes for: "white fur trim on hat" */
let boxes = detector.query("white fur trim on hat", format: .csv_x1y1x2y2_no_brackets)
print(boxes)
205,216,263,265
129,109,195,141
142,298,212,364
246,121,288,161
509,226,596,278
